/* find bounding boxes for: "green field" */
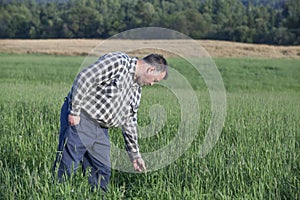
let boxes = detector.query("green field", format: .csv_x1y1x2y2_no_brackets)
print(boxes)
0,53,299,199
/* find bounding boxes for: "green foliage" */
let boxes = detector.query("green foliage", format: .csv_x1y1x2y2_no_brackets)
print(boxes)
0,0,299,44
0,54,299,199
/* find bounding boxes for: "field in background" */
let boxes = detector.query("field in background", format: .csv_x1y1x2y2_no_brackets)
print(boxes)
0,39,300,58
0,51,299,199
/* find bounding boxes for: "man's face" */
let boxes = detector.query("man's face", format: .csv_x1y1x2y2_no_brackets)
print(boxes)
136,67,166,86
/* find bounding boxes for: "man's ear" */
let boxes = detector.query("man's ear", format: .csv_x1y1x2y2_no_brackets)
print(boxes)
146,66,156,74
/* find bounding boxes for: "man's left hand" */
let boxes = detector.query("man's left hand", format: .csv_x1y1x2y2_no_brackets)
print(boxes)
133,157,147,173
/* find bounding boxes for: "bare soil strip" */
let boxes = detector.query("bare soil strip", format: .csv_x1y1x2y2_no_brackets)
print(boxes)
0,39,299,58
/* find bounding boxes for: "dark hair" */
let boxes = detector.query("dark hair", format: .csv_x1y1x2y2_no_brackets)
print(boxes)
143,54,168,79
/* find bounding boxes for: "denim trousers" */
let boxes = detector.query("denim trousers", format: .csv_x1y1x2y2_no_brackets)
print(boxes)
53,97,111,191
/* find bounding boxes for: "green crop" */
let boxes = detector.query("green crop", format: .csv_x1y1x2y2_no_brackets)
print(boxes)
0,53,299,199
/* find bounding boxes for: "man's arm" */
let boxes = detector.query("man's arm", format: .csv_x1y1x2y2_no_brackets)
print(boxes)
122,116,146,172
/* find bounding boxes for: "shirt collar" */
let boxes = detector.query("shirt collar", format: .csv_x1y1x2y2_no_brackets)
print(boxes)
129,57,138,74
129,57,140,87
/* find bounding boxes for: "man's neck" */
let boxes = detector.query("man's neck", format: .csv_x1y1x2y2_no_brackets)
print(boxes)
134,60,143,81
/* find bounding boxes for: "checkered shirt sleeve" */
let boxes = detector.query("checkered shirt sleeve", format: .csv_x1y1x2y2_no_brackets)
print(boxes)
122,85,142,161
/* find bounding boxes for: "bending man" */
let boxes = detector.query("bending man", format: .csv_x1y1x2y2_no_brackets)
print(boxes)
53,52,168,191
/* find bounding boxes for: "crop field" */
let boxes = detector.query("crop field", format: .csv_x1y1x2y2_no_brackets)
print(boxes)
0,53,299,199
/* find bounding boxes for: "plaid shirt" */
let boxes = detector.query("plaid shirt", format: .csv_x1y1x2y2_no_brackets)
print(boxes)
69,52,142,160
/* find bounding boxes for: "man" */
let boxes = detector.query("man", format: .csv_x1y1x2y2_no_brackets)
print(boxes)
53,52,168,191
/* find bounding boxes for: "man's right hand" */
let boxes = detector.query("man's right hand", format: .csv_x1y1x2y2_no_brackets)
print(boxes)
133,157,147,173
68,114,80,126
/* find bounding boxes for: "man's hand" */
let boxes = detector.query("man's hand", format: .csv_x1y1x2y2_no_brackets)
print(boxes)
68,114,80,126
133,157,147,173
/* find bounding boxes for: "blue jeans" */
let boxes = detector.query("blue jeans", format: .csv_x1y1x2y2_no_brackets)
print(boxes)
53,97,111,191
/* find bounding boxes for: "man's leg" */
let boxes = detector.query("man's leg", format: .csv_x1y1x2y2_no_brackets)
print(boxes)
80,113,111,191
82,151,111,192
53,97,87,181
57,124,87,181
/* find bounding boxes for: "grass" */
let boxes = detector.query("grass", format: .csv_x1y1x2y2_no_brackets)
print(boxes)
0,53,299,199
215,58,300,91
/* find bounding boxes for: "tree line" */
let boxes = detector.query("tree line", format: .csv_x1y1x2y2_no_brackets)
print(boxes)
0,0,299,45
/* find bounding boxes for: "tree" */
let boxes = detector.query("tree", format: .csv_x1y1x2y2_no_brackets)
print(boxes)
169,9,208,38
0,3,34,38
62,5,103,38
282,0,300,44
0,0,298,44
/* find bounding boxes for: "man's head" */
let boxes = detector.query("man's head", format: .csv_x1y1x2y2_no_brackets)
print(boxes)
135,54,168,86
